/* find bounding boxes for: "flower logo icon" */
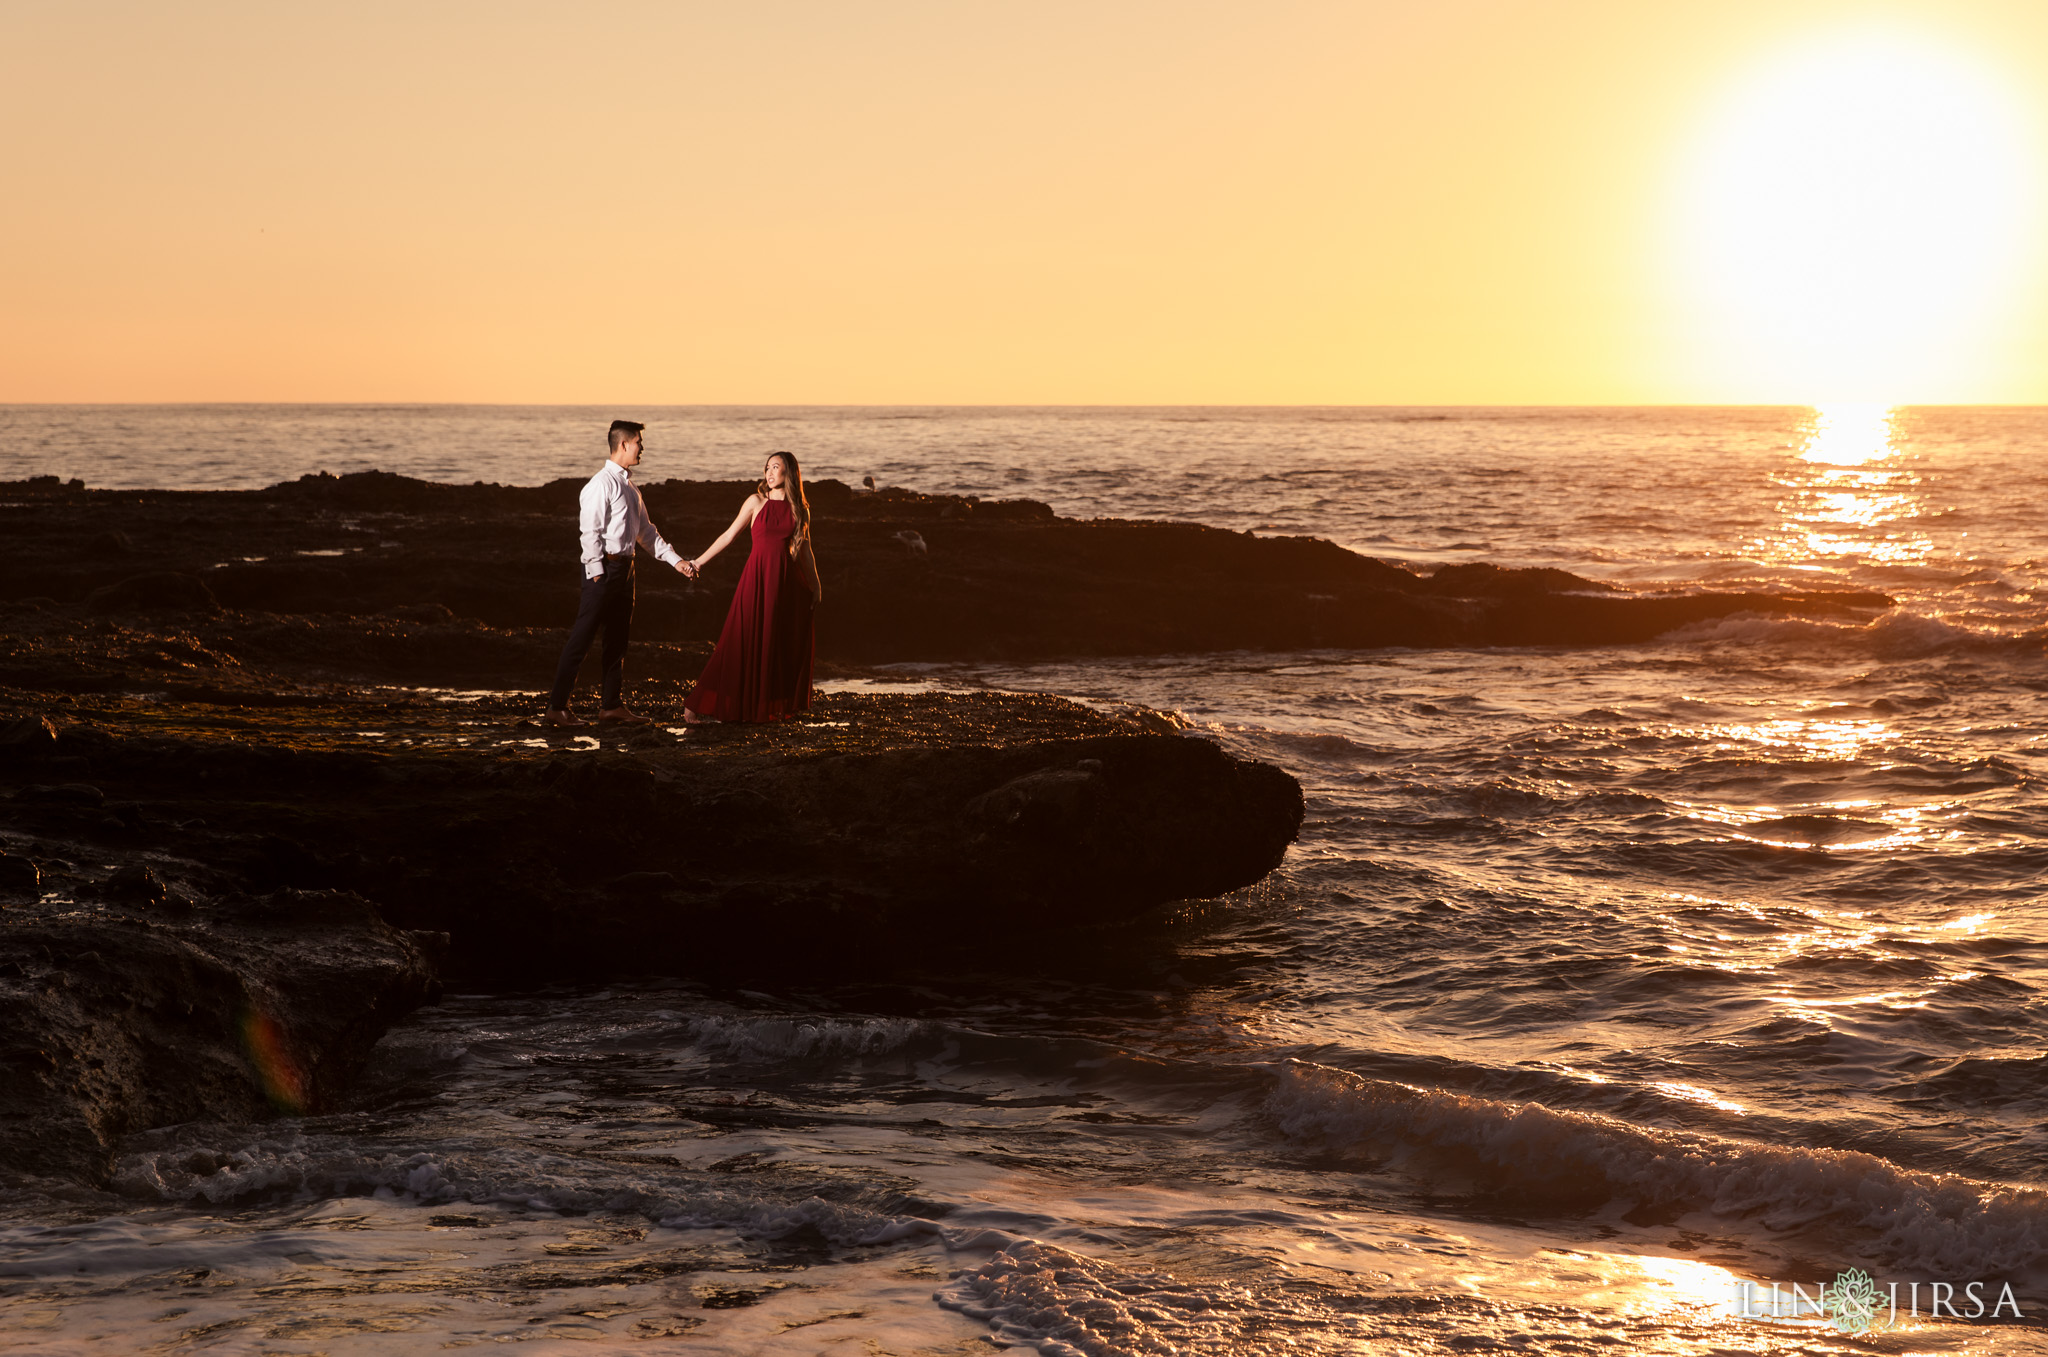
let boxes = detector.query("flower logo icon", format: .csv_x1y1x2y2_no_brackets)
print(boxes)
1826,1269,1884,1334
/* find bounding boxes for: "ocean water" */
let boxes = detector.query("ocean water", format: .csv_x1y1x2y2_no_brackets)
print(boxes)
3,404,2048,1354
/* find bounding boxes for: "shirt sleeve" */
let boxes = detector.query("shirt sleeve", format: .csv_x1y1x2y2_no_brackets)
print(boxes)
578,477,608,576
634,492,683,567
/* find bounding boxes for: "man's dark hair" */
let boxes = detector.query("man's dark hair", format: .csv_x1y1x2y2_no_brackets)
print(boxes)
608,419,645,452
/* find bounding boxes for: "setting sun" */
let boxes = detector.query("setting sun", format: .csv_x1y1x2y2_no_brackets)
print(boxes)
1676,29,2039,404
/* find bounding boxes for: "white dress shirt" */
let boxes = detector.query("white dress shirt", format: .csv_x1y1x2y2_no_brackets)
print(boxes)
579,460,683,578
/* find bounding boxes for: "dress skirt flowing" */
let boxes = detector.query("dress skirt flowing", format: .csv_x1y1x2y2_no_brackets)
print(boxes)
684,498,815,722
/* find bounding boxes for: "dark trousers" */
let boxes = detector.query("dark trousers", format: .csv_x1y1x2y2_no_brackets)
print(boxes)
549,558,634,710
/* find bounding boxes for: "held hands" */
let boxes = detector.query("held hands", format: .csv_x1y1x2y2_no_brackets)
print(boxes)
675,560,699,579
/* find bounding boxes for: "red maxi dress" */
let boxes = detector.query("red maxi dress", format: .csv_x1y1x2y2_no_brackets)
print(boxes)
684,498,815,722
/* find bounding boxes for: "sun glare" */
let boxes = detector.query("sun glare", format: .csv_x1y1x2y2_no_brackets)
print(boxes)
1677,30,2038,403
1799,402,1892,466
1764,403,1932,568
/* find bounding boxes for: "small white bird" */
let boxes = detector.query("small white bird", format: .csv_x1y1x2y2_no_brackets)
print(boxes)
894,530,928,556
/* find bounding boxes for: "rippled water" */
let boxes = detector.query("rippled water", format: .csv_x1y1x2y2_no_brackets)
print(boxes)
3,405,2047,1352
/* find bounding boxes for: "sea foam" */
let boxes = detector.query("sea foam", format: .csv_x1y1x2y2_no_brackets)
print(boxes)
1266,1059,2048,1279
1667,608,2044,657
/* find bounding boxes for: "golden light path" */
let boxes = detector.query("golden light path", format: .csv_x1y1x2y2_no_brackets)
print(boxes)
1767,404,1930,567
1650,397,2005,1049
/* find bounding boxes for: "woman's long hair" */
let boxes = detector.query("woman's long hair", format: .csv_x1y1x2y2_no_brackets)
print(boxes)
759,451,812,558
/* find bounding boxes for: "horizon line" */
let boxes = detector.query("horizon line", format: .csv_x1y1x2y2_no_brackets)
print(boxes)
5,401,2046,412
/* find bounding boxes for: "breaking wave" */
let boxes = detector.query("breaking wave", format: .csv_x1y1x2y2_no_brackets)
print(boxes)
1666,609,2047,657
1266,1060,2048,1279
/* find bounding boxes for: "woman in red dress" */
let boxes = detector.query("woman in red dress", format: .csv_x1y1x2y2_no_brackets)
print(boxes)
681,451,821,723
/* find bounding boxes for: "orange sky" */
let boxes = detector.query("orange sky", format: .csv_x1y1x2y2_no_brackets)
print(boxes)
5,1,2047,404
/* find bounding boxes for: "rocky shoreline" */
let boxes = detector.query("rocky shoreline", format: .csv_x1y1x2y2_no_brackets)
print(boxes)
0,688,1301,976
0,876,439,1185
0,470,1887,1181
0,686,1301,1184
2,470,1891,667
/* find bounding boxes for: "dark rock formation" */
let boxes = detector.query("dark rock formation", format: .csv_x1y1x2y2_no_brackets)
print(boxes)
410,724,1303,979
0,471,1891,670
1,716,58,755
0,890,439,1184
0,691,1303,984
0,852,37,891
86,571,219,615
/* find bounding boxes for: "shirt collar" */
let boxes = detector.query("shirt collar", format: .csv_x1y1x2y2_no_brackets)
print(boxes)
601,459,631,484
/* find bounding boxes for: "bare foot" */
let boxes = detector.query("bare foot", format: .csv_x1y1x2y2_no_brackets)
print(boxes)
543,709,587,728
598,706,653,726
681,709,717,725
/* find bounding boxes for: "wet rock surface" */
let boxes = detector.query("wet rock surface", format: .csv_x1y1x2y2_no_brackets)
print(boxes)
0,889,439,1184
0,688,1302,985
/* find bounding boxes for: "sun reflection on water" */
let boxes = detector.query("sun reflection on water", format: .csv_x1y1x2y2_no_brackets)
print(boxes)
1800,404,1892,466
1679,716,1890,761
1762,404,1932,567
1645,1080,1747,1115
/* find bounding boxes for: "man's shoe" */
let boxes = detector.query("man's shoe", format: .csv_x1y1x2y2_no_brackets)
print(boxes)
598,707,653,726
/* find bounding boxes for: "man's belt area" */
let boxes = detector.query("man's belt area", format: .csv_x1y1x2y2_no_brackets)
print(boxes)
604,551,634,561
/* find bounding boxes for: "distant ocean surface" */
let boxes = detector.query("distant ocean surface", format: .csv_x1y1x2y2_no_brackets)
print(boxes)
5,405,2048,1353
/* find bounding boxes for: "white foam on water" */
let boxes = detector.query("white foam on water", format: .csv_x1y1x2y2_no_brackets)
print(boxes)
937,1239,1249,1354
23,1052,2048,1355
0,1198,986,1356
1667,608,2041,656
679,1013,939,1061
107,1134,937,1251
929,1229,1843,1357
1266,1060,2048,1280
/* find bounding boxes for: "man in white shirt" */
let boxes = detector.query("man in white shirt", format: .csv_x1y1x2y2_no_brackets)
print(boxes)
545,420,695,727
